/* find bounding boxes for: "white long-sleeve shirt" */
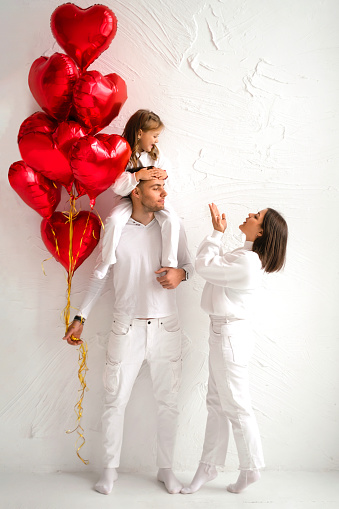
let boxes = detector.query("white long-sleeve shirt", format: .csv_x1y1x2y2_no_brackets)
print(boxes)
80,217,193,320
195,230,263,320
112,150,171,197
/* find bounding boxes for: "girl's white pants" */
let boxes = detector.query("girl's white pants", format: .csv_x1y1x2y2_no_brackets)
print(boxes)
201,317,265,470
102,314,182,468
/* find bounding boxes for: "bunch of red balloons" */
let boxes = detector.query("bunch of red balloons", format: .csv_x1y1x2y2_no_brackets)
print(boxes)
8,3,132,273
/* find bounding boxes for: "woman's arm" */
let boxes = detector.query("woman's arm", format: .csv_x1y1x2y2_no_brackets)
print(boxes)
195,203,257,289
195,231,252,288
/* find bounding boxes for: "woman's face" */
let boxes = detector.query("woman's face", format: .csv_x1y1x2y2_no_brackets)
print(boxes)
138,127,162,153
239,209,267,241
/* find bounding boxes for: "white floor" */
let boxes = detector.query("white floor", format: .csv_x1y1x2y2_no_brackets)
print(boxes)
1,470,339,509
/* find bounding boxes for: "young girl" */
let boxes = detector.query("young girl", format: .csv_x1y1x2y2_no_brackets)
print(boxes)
182,203,288,495
94,109,180,278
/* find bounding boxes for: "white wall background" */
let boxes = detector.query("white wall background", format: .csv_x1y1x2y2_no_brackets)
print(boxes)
0,0,338,473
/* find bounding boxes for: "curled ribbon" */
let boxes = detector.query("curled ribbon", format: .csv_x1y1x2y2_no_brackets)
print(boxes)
66,340,89,465
62,194,90,465
41,191,93,464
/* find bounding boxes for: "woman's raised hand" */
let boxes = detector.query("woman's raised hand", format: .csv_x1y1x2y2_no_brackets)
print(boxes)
209,203,227,233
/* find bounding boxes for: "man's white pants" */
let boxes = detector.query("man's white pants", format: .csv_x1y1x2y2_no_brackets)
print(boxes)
201,317,265,470
102,314,182,468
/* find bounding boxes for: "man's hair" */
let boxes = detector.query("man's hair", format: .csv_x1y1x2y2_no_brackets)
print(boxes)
252,208,288,273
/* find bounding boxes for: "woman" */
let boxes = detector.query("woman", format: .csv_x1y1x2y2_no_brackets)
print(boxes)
182,203,288,495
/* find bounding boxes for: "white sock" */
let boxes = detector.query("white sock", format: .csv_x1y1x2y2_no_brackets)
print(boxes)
181,462,218,494
94,468,118,495
227,469,261,493
157,468,183,494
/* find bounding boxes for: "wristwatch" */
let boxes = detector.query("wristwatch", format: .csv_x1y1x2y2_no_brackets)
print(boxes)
182,270,189,281
73,315,86,325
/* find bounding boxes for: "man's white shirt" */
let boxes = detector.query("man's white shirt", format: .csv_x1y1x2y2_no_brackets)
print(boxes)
80,218,193,320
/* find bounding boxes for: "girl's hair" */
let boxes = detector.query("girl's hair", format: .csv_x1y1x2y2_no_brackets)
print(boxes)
253,208,288,273
122,109,164,168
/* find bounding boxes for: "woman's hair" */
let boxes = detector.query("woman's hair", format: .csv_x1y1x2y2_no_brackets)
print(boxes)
253,208,288,273
122,109,164,168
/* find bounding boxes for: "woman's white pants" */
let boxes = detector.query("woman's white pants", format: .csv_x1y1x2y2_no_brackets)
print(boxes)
102,315,182,468
201,318,265,470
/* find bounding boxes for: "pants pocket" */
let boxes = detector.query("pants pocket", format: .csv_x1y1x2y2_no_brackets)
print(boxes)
160,315,182,360
103,360,121,394
171,357,182,393
107,317,132,360
222,331,254,366
161,314,180,332
111,317,131,336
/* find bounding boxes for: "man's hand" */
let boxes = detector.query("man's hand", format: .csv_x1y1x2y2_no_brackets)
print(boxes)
209,202,227,233
155,267,186,289
135,167,168,182
63,321,83,346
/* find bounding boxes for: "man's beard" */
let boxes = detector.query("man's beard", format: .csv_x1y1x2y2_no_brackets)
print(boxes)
141,201,165,213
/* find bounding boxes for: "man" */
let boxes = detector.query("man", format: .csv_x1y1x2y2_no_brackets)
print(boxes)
63,177,193,495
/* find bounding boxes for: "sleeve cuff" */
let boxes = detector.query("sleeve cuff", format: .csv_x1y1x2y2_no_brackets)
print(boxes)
211,230,224,240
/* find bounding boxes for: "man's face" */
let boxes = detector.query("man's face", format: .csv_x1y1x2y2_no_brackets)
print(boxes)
136,179,167,212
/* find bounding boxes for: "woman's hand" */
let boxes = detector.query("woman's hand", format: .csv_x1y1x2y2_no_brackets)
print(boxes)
209,203,227,233
135,167,168,181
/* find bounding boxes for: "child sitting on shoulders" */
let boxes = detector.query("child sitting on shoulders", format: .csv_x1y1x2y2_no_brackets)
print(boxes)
94,109,180,279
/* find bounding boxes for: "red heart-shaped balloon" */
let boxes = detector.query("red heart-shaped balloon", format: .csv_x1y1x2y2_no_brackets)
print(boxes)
51,3,117,70
18,112,88,192
8,160,61,219
73,71,128,133
28,52,79,121
70,133,131,207
41,211,101,272
18,111,56,138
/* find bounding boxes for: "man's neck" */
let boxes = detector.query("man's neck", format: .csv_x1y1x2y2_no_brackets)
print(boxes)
130,208,155,226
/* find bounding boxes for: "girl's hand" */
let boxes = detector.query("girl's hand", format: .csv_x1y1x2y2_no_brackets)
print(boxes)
209,203,227,233
135,167,168,182
152,167,168,180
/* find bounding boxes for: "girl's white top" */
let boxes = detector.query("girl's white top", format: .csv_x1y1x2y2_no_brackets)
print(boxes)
195,230,263,319
112,150,171,196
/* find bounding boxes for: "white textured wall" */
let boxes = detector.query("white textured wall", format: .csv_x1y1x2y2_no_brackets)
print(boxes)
0,0,338,473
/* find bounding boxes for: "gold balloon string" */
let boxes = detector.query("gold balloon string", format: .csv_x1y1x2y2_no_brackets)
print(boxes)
41,226,60,276
93,207,105,230
62,195,89,465
41,256,54,276
63,196,77,328
51,225,60,256
66,341,89,465
71,211,91,271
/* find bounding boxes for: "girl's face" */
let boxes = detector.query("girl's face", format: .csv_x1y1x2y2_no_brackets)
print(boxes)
239,209,267,241
138,127,162,153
